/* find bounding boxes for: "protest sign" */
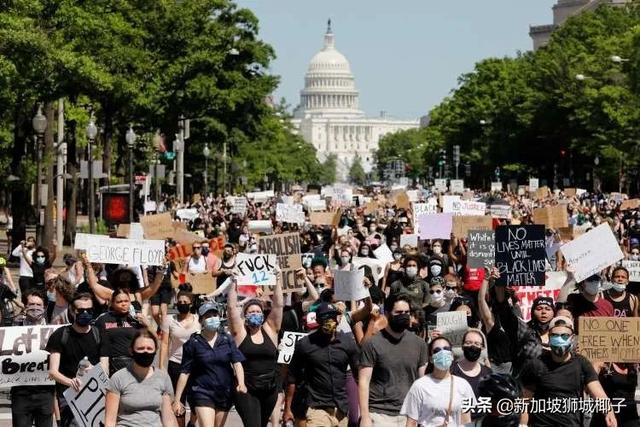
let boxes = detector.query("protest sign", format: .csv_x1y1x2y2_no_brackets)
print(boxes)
532,205,568,229
246,190,274,203
231,197,248,216
514,275,564,322
352,257,386,286
393,192,410,210
74,234,165,266
235,253,277,286
467,230,495,269
622,260,640,282
491,182,503,192
578,317,640,363
64,365,109,427
332,186,353,206
176,208,198,221
143,200,157,213
450,179,464,193
452,215,492,238
364,202,378,216
495,225,546,286
400,234,419,248
333,269,369,302
373,244,394,264
418,213,453,240
442,196,461,213
564,188,576,197
437,311,468,346
560,224,624,283
621,199,640,211
247,220,273,234
309,210,341,227
140,213,174,239
277,332,308,364
185,273,215,294
117,223,144,240
406,190,419,202
412,201,438,234
443,197,486,216
0,324,64,389
434,179,448,192
535,187,550,200
528,178,539,192
276,203,305,224
258,233,303,293
307,199,327,212
488,204,512,220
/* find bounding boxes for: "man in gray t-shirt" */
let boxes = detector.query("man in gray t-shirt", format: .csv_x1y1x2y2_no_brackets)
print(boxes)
106,366,174,427
359,294,429,427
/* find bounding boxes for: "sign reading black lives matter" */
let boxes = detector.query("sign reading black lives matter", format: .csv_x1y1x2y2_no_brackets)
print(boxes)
495,225,546,286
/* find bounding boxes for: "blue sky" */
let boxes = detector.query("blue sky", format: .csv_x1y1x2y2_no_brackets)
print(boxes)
235,0,557,119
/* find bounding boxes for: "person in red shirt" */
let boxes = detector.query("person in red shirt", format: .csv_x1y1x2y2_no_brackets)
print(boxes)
565,274,614,333
463,264,486,292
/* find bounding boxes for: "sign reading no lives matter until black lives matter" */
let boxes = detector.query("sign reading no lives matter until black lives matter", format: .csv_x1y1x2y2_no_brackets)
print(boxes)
495,225,546,286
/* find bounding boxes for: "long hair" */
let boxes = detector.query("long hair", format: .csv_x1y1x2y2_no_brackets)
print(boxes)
426,336,453,374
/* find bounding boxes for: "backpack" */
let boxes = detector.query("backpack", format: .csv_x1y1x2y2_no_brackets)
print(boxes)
60,324,101,348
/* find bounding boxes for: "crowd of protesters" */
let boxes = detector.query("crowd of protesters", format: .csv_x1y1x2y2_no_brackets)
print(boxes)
1,184,640,427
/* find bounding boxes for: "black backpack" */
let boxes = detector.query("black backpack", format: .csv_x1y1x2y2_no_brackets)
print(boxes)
60,324,101,347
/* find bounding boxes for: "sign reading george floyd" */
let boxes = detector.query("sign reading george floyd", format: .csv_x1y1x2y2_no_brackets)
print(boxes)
258,233,302,293
495,225,546,286
578,317,640,363
74,233,165,266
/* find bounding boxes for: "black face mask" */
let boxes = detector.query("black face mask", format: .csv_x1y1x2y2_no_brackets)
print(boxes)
132,351,155,368
176,303,191,314
389,313,411,333
462,345,482,362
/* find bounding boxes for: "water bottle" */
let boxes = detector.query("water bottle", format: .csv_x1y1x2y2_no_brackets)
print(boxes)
77,357,91,378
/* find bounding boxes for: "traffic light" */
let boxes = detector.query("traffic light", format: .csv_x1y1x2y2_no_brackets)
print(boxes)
164,151,176,161
453,145,460,165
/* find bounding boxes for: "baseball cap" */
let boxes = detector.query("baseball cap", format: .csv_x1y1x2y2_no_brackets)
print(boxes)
198,301,221,317
531,296,554,311
549,316,574,332
313,302,339,320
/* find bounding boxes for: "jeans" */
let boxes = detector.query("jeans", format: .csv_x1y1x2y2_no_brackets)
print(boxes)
11,386,54,427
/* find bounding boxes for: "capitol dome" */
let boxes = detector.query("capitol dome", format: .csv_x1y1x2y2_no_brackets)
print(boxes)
294,20,364,119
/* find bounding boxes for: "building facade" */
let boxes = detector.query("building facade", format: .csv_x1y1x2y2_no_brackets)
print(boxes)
291,21,419,181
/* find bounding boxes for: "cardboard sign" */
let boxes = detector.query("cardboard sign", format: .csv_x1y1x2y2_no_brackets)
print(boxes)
535,187,550,200
64,365,109,427
0,324,64,389
529,178,539,192
235,253,277,286
560,224,624,283
532,205,568,229
621,199,640,211
564,188,576,197
495,225,546,286
434,179,448,192
418,213,453,240
491,182,503,192
393,192,410,210
258,233,303,293
277,332,308,364
578,317,640,363
467,230,495,269
75,234,165,266
373,244,394,264
333,269,369,301
276,204,304,224
140,213,174,239
436,311,468,346
450,179,464,193
231,197,248,216
622,260,640,282
309,211,341,227
247,220,273,234
400,234,419,248
186,273,216,294
452,215,492,238
176,208,198,221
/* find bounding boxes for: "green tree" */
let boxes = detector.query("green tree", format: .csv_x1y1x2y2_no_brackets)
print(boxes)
317,154,337,185
349,155,366,186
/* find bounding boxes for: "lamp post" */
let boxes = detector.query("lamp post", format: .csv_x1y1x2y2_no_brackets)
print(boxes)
594,155,600,193
126,125,137,223
203,144,210,196
86,115,98,233
32,105,47,245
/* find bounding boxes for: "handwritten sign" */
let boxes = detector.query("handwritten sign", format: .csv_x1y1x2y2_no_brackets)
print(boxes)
277,332,308,364
450,179,464,193
437,311,468,346
231,197,248,216
74,234,165,266
560,224,624,283
309,211,341,227
622,260,640,282
246,190,274,203
621,199,640,211
418,213,453,240
434,179,448,192
333,269,369,301
373,244,394,264
412,201,437,234
452,215,492,238
352,257,386,286
258,233,302,293
488,204,512,220
495,225,546,286
578,317,640,363
247,220,273,234
176,208,198,221
235,253,277,286
400,234,419,248
64,365,109,427
276,203,305,224
491,182,503,192
467,230,495,269
529,178,539,192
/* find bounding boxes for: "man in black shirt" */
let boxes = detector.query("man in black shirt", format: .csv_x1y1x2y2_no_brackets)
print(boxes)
47,293,102,427
287,302,360,427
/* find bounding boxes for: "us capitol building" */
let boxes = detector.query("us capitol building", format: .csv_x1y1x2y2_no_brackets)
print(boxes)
291,21,419,181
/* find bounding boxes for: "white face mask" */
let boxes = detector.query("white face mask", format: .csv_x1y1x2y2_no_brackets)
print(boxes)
433,246,442,255
405,267,418,278
430,292,444,305
361,249,370,256
430,265,442,277
444,289,457,300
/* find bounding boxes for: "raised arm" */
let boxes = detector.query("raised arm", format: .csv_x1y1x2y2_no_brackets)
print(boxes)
139,261,168,301
81,254,112,303
227,278,246,343
265,268,284,336
478,267,496,332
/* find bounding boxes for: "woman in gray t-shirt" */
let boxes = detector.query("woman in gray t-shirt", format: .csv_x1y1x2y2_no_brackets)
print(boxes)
105,330,177,427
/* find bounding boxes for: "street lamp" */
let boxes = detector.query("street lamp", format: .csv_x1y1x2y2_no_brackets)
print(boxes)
575,74,587,81
32,105,47,244
594,155,600,193
125,125,137,223
86,115,98,234
611,55,629,64
203,144,210,196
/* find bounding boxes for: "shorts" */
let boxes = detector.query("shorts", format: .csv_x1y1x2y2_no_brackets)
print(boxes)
150,285,173,305
168,361,193,406
191,398,232,412
190,386,233,412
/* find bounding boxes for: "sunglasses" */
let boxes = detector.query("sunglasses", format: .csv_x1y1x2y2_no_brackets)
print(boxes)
432,346,452,354
75,308,94,315
429,290,442,294
193,246,202,250
550,333,571,340
445,285,457,290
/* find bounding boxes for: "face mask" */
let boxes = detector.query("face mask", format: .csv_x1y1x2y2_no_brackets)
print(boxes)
176,303,191,314
430,292,444,306
611,283,626,293
340,256,351,266
549,334,573,357
432,247,442,255
432,349,454,371
405,267,418,278
36,256,46,264
246,313,264,327
466,316,476,328
203,316,221,332
47,290,56,302
462,345,482,362
75,311,93,327
631,255,640,261
26,307,45,321
389,313,411,333
444,289,457,300
320,318,338,336
361,249,370,256
201,247,210,256
393,253,402,261
132,351,156,368
583,281,600,296
430,265,442,277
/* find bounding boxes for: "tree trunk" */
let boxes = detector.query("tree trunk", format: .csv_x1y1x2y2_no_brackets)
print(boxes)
9,104,29,253
102,100,113,187
64,120,78,246
42,102,55,248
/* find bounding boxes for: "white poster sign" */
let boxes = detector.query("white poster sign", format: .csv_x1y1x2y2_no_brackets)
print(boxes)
143,201,157,213
529,178,539,192
247,220,273,234
64,365,109,427
406,190,420,202
74,234,165,266
443,197,485,216
436,311,468,346
450,179,464,193
0,324,64,389
176,208,198,221
231,197,248,216
277,332,308,364
276,203,305,224
622,260,640,282
434,179,448,192
235,253,277,286
412,201,438,234
246,190,274,203
560,224,624,283
373,244,394,264
400,234,419,248
333,269,369,301
352,257,386,286
491,182,503,192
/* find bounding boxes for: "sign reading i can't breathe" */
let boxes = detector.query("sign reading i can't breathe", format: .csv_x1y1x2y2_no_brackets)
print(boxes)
495,225,546,286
